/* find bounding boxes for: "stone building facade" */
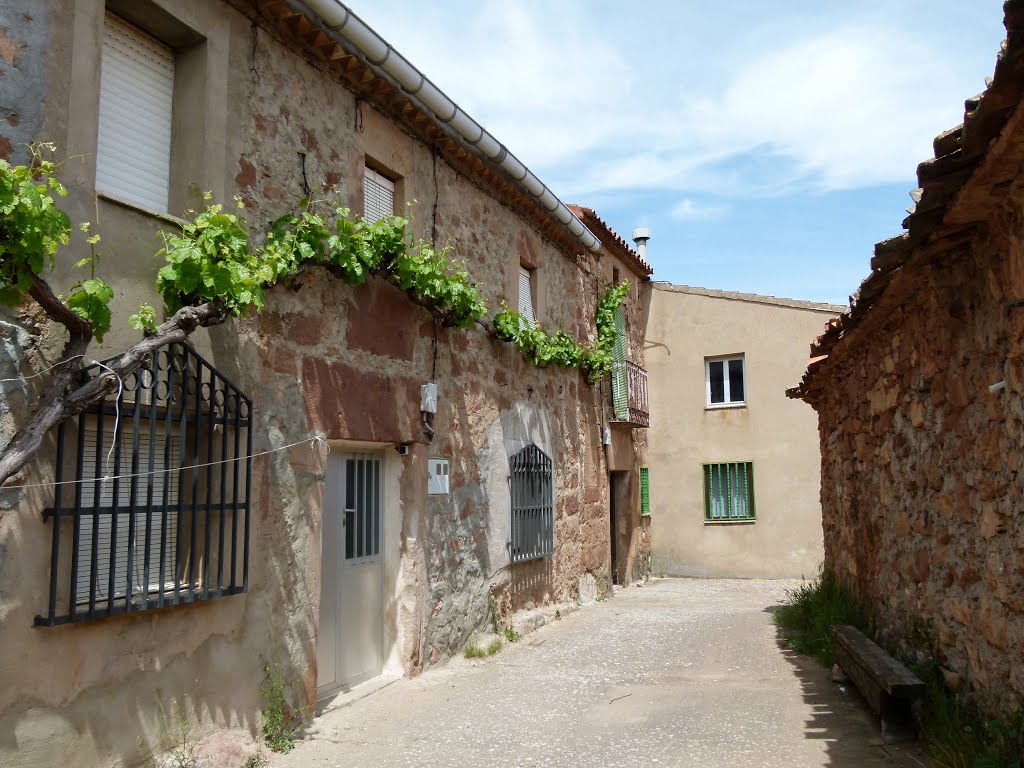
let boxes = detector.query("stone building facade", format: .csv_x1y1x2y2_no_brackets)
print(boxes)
647,284,842,578
0,1,652,765
790,2,1024,717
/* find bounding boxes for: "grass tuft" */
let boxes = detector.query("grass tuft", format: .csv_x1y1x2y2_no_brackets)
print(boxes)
487,638,503,656
772,569,869,668
912,660,1023,768
464,642,487,659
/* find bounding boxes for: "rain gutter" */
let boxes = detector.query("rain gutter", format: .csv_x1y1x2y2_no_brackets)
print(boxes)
288,0,603,253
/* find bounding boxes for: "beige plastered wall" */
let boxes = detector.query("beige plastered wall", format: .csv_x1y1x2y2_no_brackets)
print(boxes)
645,284,840,578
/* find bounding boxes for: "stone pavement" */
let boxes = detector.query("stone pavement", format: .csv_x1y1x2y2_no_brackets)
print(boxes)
273,578,930,768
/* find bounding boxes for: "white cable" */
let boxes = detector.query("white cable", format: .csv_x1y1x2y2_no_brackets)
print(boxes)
0,354,87,383
1,435,328,492
91,360,123,482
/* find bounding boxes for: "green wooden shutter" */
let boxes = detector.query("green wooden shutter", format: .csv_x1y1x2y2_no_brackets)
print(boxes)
639,467,650,516
611,305,628,420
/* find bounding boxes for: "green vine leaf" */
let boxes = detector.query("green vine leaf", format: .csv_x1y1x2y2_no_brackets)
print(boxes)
492,282,630,384
129,303,159,333
65,278,114,342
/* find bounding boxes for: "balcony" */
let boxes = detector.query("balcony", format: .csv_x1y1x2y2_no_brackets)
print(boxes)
611,361,649,428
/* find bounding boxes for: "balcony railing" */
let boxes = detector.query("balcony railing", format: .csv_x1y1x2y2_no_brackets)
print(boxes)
611,361,649,428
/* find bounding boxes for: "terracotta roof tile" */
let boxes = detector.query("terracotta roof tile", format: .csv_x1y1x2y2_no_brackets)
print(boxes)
567,205,654,277
790,0,1024,401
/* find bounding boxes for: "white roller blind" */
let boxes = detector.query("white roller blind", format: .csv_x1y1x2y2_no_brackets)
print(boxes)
96,13,174,214
518,266,536,323
76,426,180,603
363,167,395,223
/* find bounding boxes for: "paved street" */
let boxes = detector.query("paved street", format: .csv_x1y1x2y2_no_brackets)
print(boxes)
274,579,927,768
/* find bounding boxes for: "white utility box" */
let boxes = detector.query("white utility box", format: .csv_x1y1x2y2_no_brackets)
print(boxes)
428,457,450,495
421,383,438,413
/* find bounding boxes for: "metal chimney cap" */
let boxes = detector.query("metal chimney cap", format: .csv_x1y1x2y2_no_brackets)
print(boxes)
632,227,651,243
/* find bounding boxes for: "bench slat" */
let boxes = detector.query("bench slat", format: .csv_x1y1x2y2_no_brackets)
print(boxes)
833,625,925,698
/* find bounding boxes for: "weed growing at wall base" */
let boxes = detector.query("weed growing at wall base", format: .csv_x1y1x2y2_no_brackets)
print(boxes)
772,569,870,667
912,660,1023,768
260,662,301,754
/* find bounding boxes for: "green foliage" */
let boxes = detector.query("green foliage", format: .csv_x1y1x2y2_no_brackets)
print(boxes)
260,663,300,754
0,149,114,340
912,660,1023,768
242,751,271,768
488,595,501,635
130,303,159,333
588,280,632,382
156,200,487,328
492,281,630,384
392,242,487,329
772,568,869,667
486,638,503,655
0,146,70,306
157,201,266,316
503,625,522,643
464,642,487,659
65,277,114,342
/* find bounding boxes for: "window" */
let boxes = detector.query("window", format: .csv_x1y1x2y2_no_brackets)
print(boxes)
706,356,745,407
509,444,554,563
363,166,395,223
37,343,253,627
639,467,651,516
518,266,537,324
611,304,629,419
96,12,175,214
343,455,381,562
76,425,180,605
703,462,755,522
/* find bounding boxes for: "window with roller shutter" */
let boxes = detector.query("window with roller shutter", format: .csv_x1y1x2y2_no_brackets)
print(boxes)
76,426,181,605
363,166,395,223
518,266,536,324
95,13,175,214
37,343,253,627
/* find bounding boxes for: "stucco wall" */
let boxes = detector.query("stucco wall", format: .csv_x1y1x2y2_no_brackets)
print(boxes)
645,285,837,578
0,2,650,766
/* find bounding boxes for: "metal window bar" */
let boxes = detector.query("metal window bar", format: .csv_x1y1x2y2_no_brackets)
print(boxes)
703,462,755,521
36,343,253,627
508,444,554,563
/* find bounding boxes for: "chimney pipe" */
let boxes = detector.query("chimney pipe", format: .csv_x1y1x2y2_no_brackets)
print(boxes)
632,227,650,262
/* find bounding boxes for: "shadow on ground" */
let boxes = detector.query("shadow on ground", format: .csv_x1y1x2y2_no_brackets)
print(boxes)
766,607,930,767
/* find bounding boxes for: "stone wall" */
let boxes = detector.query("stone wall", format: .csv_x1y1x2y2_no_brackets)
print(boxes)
0,2,650,765
808,219,1024,716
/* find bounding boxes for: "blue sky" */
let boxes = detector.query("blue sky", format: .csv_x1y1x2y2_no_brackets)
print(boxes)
349,1,1006,304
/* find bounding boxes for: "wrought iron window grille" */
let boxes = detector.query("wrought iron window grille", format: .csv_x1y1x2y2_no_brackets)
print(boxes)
36,343,253,627
508,444,554,563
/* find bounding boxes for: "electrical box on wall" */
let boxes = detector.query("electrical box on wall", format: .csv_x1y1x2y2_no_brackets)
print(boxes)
421,383,438,413
428,457,450,495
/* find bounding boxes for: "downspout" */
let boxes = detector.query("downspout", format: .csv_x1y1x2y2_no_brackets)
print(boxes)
293,0,602,254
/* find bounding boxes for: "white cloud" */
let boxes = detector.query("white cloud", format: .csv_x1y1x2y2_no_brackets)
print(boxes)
349,1,1002,198
670,199,729,221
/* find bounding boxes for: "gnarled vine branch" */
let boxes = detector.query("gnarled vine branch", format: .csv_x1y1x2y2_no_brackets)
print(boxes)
0,298,227,486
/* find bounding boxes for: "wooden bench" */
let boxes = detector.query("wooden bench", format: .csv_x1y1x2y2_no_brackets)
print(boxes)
832,624,926,743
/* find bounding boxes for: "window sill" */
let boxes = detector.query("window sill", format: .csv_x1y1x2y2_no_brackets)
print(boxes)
97,190,189,228
704,518,756,526
705,402,747,411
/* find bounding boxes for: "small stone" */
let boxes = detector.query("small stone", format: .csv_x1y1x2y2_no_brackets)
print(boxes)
941,667,962,692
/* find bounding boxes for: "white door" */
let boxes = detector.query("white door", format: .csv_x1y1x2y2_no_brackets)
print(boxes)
317,452,384,697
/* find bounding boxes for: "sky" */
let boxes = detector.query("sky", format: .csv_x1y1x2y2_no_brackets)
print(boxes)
348,1,1007,305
